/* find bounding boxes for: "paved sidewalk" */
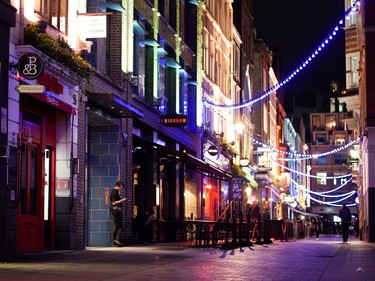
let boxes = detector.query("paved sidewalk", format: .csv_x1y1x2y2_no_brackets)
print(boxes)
0,235,374,281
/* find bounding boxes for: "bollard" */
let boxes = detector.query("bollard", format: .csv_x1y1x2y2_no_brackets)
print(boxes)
238,211,243,247
231,210,237,248
282,220,287,242
255,212,262,244
246,210,253,246
222,210,231,249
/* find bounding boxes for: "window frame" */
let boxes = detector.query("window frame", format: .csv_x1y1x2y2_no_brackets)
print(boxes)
34,0,68,33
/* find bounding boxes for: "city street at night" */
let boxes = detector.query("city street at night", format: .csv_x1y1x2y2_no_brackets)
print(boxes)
1,235,374,281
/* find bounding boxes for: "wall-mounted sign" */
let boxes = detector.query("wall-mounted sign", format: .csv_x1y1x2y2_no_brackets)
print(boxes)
37,73,64,94
18,53,44,80
207,145,218,156
16,85,45,94
162,114,187,126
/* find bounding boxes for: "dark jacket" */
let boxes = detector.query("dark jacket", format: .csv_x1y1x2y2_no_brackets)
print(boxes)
339,206,351,223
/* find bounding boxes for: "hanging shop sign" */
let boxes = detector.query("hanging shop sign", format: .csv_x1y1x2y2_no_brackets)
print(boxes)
78,14,107,38
162,114,187,126
207,145,218,156
18,53,44,80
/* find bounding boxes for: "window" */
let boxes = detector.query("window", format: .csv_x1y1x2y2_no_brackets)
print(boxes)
35,0,68,33
315,133,327,145
350,56,359,87
325,115,336,130
346,0,357,27
179,72,188,115
156,61,166,113
312,115,321,130
334,154,348,165
317,157,327,165
317,173,327,185
333,174,348,186
334,133,346,145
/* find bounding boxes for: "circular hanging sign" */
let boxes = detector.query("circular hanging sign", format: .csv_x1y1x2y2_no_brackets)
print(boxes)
207,145,218,156
18,53,44,80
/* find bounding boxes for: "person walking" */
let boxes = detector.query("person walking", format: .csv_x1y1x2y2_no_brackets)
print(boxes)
110,181,128,247
312,217,321,240
250,200,260,241
339,203,351,243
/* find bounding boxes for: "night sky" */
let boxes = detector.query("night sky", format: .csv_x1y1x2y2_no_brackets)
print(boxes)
254,0,346,113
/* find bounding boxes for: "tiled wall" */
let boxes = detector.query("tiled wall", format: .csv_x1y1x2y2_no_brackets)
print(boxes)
87,125,120,246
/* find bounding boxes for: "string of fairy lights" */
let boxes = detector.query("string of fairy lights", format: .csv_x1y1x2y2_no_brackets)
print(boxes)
269,158,358,207
269,158,352,179
203,0,361,110
201,1,361,210
291,178,357,207
271,155,358,206
251,136,360,161
291,179,355,198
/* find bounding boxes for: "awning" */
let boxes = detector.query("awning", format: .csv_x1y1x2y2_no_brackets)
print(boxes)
27,92,76,115
152,142,230,181
134,137,230,181
185,153,230,180
88,92,143,118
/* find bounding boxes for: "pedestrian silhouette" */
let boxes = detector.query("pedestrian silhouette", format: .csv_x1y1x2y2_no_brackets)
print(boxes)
339,203,351,243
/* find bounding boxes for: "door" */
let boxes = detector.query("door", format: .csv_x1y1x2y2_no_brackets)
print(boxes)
16,120,44,253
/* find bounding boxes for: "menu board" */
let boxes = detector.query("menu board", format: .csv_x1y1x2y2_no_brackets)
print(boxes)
8,146,17,188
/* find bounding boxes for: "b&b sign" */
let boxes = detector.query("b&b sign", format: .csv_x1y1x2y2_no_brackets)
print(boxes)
18,53,44,80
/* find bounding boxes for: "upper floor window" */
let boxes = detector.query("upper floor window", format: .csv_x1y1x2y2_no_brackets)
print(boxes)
325,115,336,131
317,156,327,165
346,0,358,27
317,172,327,185
315,133,327,145
334,133,346,145
349,56,359,87
35,0,68,33
312,115,321,131
334,154,348,165
333,173,349,186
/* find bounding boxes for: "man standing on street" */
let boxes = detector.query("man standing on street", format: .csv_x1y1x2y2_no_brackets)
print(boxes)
339,203,351,243
110,181,128,247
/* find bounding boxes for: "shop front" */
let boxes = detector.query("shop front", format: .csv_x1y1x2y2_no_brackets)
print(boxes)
9,46,79,253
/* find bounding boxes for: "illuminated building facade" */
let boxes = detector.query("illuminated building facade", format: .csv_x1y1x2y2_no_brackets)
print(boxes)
309,111,358,220
357,0,375,242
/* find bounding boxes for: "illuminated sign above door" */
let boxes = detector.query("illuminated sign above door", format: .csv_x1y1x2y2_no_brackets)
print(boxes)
162,114,187,126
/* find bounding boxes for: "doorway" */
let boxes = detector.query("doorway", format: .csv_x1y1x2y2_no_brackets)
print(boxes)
16,108,57,253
